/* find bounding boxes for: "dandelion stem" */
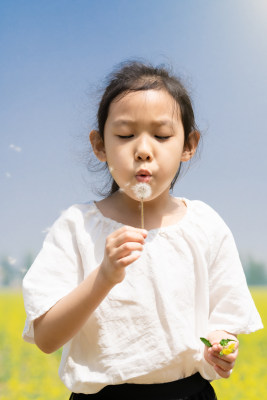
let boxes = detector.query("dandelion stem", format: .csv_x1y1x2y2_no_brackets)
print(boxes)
132,182,151,229
141,199,144,229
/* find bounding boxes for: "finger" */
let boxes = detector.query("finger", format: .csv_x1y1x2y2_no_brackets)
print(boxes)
208,351,235,372
117,241,144,259
214,365,233,379
105,228,145,258
219,348,239,363
210,344,222,352
116,250,143,268
114,225,148,237
112,228,147,248
210,344,238,361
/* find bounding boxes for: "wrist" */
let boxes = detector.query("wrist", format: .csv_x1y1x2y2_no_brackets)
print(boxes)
97,263,119,288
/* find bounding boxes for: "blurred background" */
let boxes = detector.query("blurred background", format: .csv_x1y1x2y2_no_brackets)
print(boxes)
1,0,267,281
0,1,266,399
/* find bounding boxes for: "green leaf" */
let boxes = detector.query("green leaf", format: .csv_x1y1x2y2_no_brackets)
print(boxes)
219,338,236,347
200,337,212,347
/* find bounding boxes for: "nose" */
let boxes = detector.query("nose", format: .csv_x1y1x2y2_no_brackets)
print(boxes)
134,135,153,162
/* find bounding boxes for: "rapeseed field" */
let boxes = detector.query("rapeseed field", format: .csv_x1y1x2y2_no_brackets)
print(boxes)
0,288,266,400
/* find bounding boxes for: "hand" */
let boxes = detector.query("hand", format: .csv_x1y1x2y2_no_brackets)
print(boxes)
204,330,239,378
100,225,147,285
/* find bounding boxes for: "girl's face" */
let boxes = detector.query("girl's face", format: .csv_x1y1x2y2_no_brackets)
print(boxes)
91,89,198,203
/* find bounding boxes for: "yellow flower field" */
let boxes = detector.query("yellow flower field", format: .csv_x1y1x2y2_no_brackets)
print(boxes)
0,288,266,400
211,288,267,399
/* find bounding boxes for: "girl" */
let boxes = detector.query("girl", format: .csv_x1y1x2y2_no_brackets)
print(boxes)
22,61,263,400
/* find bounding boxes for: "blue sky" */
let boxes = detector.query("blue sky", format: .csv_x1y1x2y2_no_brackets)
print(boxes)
1,0,267,270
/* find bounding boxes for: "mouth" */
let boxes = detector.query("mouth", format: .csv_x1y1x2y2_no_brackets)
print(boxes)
135,169,152,183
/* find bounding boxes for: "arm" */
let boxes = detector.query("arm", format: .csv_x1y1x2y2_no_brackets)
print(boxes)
204,330,239,378
34,226,147,354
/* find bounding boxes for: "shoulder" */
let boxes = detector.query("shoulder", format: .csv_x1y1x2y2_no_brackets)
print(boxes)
184,199,239,264
59,202,95,221
184,198,233,240
45,202,97,237
187,199,229,226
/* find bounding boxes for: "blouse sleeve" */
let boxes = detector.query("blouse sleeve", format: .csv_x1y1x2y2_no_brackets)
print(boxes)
207,214,263,335
22,207,84,343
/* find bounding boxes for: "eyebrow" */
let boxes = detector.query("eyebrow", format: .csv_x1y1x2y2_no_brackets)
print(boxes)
151,120,174,127
111,119,174,127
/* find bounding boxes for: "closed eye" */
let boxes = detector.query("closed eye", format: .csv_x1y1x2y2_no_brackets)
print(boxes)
117,134,171,140
155,135,171,140
117,135,134,139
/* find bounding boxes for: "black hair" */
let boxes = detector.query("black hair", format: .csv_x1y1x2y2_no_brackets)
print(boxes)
91,60,200,197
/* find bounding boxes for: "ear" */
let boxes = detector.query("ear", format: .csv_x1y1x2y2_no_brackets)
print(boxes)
89,130,107,162
181,130,200,162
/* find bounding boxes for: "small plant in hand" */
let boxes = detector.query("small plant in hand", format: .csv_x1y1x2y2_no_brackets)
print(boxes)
200,337,237,356
132,183,152,229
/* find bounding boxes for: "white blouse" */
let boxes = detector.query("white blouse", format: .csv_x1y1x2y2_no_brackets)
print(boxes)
22,199,263,394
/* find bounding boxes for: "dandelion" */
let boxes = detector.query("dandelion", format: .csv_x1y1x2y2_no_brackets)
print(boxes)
132,183,152,229
5,172,11,179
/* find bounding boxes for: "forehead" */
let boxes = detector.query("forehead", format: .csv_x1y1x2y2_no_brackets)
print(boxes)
107,89,181,124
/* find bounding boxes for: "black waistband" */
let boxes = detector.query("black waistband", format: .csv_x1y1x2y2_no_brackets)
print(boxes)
70,373,209,399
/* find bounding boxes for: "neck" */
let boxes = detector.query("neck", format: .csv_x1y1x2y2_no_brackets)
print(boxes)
96,189,186,230
115,188,172,211
112,189,174,228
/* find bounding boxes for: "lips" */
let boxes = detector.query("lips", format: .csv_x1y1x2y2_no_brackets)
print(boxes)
136,169,152,183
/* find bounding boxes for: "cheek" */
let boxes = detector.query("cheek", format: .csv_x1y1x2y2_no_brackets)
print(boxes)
162,145,183,167
108,145,131,165
106,155,129,183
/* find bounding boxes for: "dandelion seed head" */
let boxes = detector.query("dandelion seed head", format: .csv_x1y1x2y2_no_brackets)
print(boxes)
132,183,152,200
5,172,11,179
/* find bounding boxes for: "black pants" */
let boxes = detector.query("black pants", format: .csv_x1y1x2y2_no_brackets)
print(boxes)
69,373,217,400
